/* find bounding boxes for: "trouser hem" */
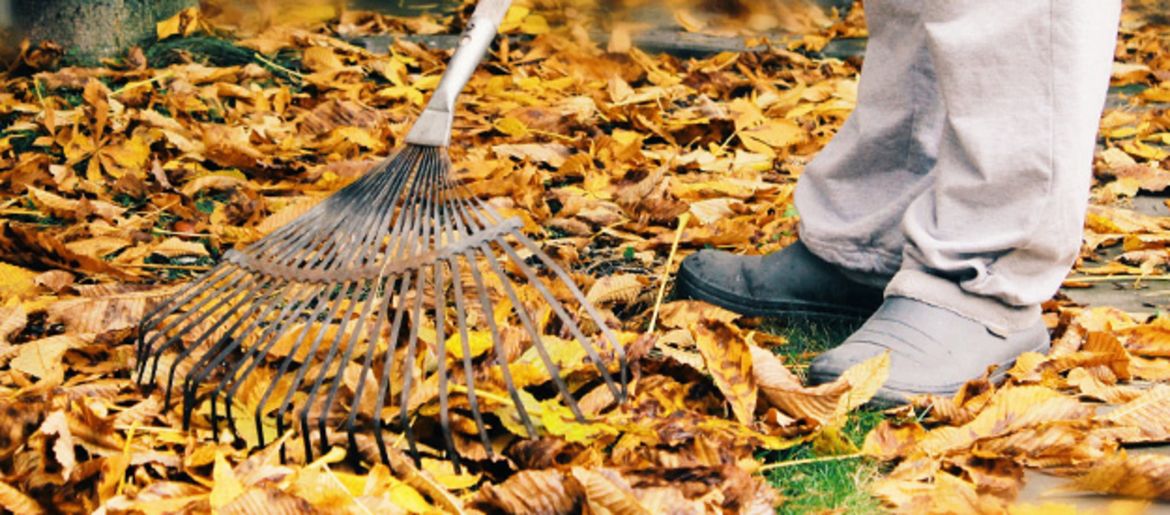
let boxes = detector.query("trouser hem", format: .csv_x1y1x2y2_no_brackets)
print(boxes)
885,268,1041,335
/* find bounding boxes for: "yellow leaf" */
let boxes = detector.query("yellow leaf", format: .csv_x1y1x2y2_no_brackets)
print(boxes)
694,320,757,425
0,262,39,300
494,117,530,138
833,352,890,417
520,14,550,35
156,7,201,40
209,451,245,509
446,330,494,360
422,458,482,490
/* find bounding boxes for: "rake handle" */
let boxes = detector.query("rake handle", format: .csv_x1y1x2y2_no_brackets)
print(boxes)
404,0,512,147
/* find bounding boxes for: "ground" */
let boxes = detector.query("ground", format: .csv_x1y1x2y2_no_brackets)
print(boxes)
2,0,1170,513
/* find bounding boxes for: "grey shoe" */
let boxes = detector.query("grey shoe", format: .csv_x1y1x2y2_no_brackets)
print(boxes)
675,241,885,319
808,296,1050,406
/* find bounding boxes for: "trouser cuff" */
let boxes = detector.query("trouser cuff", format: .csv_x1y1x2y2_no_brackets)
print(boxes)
885,268,1041,336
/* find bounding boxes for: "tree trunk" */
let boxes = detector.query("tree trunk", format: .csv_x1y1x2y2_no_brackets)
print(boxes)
12,0,196,63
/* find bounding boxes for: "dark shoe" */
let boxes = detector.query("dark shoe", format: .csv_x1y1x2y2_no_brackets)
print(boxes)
675,241,885,319
808,296,1050,406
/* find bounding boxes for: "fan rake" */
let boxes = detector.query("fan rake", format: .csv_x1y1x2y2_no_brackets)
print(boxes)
135,0,628,468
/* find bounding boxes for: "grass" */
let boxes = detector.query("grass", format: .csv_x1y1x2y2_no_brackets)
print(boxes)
758,318,888,514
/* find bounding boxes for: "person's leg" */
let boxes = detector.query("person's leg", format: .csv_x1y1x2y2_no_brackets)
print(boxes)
794,0,942,280
811,0,1122,403
675,0,941,318
885,0,1121,334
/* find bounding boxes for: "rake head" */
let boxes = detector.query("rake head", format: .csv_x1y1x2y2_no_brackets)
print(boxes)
135,144,628,467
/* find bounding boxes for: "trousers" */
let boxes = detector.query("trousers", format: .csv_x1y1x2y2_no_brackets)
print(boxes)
794,0,1121,334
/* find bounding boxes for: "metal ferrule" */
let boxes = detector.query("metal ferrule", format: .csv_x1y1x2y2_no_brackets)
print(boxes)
404,0,511,147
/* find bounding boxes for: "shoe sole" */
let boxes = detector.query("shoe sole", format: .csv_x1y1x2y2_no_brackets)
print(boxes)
810,338,1053,409
675,264,875,322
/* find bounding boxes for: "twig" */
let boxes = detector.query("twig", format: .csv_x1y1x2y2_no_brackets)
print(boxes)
757,452,864,472
120,263,212,271
1064,275,1170,283
647,212,690,335
254,53,305,82
151,228,215,238
111,70,175,96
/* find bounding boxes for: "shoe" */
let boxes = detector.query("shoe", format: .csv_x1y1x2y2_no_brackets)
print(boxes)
807,296,1050,406
675,241,885,319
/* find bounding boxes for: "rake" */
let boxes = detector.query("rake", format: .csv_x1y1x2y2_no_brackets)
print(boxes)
135,0,627,468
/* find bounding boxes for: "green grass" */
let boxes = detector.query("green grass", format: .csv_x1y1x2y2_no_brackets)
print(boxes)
758,319,888,514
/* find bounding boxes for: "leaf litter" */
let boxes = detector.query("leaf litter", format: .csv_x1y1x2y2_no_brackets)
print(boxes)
1,0,1170,513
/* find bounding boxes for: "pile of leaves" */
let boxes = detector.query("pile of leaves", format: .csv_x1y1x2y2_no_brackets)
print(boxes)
1,0,1170,512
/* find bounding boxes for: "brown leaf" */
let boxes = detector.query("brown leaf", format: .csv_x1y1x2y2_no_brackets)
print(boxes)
694,320,757,425
862,420,927,461
570,468,651,515
1061,452,1170,500
472,469,582,515
1101,384,1170,443
0,479,45,515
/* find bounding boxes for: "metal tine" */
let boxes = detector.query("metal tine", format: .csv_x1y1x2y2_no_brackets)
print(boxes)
435,173,548,433
437,183,542,434
137,266,239,377
274,153,427,460
200,280,308,433
218,283,321,437
369,271,414,465
182,279,287,428
289,147,429,462
151,274,264,405
372,147,442,463
296,151,419,459
142,153,376,382
261,280,354,454
439,175,497,456
378,146,446,461
464,246,538,437
212,149,421,450
446,179,625,406
301,276,377,460
251,148,407,265
428,160,460,469
448,253,494,455
252,282,353,452
506,231,629,401
286,152,410,273
463,190,628,400
315,151,431,462
397,145,452,461
478,244,585,421
339,277,393,465
397,149,446,460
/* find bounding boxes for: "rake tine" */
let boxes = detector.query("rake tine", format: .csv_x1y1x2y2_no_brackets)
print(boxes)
447,186,625,407
373,269,415,465
136,265,235,373
137,266,240,379
466,194,628,397
430,167,460,469
181,279,282,427
269,281,358,461
256,281,345,453
449,253,494,455
304,277,377,460
343,276,394,467
397,149,446,462
156,275,263,408
219,283,320,438
480,244,585,421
